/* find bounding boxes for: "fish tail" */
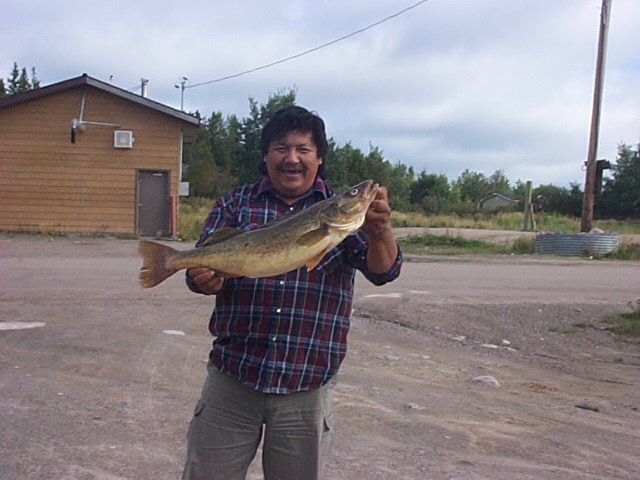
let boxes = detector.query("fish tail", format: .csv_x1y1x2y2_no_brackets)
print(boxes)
138,240,179,288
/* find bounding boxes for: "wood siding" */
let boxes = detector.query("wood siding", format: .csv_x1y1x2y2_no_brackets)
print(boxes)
0,86,185,234
479,194,514,211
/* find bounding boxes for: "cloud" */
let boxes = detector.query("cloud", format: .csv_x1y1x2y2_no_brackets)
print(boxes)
2,0,638,187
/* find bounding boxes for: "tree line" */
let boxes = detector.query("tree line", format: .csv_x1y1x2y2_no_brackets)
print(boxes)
3,65,636,219
184,89,639,219
0,62,40,97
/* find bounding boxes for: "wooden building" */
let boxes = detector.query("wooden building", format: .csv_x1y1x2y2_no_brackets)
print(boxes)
478,193,516,212
0,74,200,237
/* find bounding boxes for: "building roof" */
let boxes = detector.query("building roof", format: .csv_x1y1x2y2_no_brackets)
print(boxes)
479,192,515,203
0,73,200,140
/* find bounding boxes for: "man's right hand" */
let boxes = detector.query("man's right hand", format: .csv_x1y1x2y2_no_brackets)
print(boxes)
187,268,225,295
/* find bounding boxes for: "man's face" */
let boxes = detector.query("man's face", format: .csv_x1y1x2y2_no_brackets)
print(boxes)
263,130,323,204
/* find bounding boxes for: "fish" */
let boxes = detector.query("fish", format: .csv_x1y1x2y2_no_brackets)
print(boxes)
138,179,379,288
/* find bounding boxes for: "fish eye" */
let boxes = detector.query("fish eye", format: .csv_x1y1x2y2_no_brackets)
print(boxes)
350,188,358,196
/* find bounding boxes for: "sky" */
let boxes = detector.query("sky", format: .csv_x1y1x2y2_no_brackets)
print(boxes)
2,0,638,188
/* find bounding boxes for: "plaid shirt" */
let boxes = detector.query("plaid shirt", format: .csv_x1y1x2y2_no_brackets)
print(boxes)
190,176,402,394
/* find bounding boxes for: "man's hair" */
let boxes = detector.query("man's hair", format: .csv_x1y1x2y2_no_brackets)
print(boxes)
259,105,328,178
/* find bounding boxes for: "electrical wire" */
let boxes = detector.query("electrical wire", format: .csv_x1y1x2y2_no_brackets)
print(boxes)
186,0,430,89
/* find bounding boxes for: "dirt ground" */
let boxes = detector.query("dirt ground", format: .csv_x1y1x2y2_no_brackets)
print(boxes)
1,232,639,480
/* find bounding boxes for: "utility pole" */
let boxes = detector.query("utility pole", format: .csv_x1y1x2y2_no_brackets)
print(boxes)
175,77,188,111
523,180,535,231
581,0,612,232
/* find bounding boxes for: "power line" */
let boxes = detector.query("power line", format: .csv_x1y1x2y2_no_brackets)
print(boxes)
186,0,430,89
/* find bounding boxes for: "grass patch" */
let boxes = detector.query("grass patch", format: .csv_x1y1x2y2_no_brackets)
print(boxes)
177,198,640,249
398,233,511,255
390,211,640,235
550,323,592,335
512,236,535,254
178,197,212,241
602,300,640,339
604,240,640,260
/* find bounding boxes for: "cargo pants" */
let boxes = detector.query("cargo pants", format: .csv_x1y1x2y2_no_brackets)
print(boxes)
181,361,336,480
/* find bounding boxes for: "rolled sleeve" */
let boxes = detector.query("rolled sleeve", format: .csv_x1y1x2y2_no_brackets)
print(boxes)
346,231,403,286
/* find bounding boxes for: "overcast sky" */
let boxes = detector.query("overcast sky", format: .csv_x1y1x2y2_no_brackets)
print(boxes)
2,0,638,188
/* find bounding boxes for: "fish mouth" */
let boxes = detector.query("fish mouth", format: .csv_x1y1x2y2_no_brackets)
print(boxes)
369,181,380,198
359,179,379,202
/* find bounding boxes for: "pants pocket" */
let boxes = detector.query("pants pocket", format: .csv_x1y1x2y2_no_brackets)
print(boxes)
323,412,334,433
193,400,206,417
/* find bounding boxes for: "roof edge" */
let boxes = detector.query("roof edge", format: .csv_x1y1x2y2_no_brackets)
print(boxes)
0,73,200,128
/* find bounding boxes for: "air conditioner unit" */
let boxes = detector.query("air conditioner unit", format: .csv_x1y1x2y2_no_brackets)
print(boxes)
114,130,134,148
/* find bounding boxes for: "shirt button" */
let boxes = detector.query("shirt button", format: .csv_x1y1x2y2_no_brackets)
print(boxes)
272,336,277,342
275,308,281,313
279,280,285,286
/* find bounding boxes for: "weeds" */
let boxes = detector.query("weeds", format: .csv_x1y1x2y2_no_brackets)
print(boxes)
512,237,535,254
390,211,640,235
178,197,212,241
603,300,640,339
177,198,640,255
605,241,640,260
398,233,510,255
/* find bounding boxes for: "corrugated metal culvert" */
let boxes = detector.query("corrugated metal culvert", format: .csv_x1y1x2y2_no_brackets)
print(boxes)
534,233,618,257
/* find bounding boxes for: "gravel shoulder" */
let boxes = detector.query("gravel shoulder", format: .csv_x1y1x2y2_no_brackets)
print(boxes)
1,233,639,479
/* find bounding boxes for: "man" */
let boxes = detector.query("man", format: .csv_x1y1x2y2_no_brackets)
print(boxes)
182,106,402,480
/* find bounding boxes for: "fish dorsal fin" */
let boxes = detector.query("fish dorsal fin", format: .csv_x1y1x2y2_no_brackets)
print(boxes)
305,246,332,271
200,227,243,247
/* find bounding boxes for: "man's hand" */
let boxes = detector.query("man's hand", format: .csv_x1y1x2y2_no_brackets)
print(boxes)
187,267,225,295
362,186,399,273
362,186,393,240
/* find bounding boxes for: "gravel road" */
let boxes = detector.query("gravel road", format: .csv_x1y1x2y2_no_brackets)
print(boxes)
1,234,639,479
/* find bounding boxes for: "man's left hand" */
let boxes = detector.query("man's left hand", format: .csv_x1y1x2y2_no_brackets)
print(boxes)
362,186,392,240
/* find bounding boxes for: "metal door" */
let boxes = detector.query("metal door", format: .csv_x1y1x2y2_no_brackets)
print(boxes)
136,170,170,237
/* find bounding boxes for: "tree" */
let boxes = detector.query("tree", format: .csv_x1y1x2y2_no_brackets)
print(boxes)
455,169,492,203
327,142,365,191
488,169,511,194
599,143,640,219
180,85,636,219
533,183,582,217
183,128,218,197
6,62,20,95
385,162,414,212
30,67,40,89
17,68,30,92
182,89,297,197
409,171,454,213
511,180,528,204
3,62,40,95
232,89,297,185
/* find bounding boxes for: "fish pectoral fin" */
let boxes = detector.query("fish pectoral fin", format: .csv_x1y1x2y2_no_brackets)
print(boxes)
305,247,331,271
200,227,243,247
297,228,331,271
296,228,327,247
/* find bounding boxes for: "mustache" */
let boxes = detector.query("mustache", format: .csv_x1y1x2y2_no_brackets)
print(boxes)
277,164,305,173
